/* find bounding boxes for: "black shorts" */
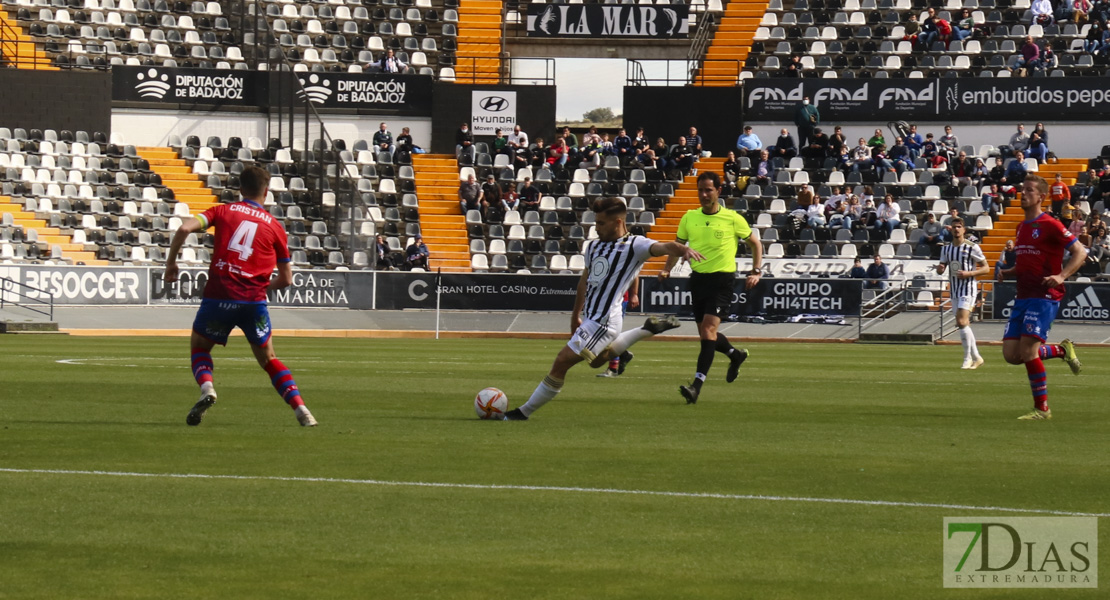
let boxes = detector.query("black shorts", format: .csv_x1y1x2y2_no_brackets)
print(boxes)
689,271,738,323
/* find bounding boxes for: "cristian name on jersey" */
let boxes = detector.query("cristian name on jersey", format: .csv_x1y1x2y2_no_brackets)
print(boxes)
198,200,291,302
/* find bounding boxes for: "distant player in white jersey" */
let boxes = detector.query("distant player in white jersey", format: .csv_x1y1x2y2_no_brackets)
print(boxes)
503,197,704,420
936,217,990,369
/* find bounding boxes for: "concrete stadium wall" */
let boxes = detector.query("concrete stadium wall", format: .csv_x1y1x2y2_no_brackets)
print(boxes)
0,69,111,135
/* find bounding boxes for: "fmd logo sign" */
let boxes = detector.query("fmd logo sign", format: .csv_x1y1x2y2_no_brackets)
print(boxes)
471,91,517,135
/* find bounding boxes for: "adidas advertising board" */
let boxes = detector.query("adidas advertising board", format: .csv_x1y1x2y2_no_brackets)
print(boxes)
744,78,1110,121
113,66,259,106
640,277,863,317
526,4,689,38
993,282,1110,321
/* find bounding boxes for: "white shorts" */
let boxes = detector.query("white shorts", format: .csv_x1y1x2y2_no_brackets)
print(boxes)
951,294,976,312
567,318,620,362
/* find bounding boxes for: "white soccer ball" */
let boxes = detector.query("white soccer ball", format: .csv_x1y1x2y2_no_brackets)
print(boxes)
474,387,508,420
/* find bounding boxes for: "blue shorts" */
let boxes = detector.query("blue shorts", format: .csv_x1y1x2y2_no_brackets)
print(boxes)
1003,298,1059,342
192,299,273,346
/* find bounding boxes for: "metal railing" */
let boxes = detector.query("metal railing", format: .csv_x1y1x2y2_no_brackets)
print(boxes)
0,276,54,320
626,58,741,86
0,22,53,69
685,10,717,65
856,285,902,337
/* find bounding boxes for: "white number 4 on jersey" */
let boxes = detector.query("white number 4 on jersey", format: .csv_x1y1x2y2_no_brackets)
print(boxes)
228,221,258,261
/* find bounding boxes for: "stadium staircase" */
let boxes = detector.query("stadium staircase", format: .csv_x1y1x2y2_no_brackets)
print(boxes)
455,0,502,83
979,158,1087,260
0,196,101,264
413,154,471,271
0,12,55,70
137,147,220,215
694,0,765,85
644,157,726,272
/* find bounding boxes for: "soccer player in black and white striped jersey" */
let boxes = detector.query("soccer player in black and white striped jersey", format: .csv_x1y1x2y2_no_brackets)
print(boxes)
936,217,990,369
502,197,704,420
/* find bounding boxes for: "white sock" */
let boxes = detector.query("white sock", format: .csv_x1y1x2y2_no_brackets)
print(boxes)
959,327,971,361
200,381,215,396
965,326,981,360
520,375,563,417
607,326,653,356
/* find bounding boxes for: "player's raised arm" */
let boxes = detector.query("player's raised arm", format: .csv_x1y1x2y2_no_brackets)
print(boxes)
164,216,205,282
652,240,704,263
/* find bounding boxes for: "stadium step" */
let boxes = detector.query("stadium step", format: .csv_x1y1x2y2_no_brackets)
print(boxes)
643,158,727,271
0,12,58,70
413,153,471,271
691,0,768,85
136,147,220,216
455,0,503,83
0,198,103,264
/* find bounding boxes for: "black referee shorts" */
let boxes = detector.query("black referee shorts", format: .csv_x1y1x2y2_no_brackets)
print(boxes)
689,271,738,323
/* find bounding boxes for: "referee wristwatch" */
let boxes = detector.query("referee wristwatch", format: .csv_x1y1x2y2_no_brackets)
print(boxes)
750,267,762,276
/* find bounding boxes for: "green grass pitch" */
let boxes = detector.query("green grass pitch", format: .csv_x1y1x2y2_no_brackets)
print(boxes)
1,335,1107,599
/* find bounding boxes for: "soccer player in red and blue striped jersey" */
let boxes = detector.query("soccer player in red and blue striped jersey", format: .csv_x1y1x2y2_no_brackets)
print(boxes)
998,175,1086,421
165,166,317,427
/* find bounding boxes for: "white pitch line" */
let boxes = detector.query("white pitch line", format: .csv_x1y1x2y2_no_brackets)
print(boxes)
1,468,1106,517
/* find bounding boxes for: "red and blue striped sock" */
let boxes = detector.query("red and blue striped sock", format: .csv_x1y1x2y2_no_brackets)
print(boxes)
1038,344,1065,360
1025,358,1049,412
264,359,304,408
191,347,214,387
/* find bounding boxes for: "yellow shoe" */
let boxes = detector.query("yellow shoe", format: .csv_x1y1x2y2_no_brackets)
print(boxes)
1017,408,1052,420
1061,339,1081,375
969,357,985,369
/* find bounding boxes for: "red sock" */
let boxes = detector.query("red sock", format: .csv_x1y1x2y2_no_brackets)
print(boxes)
608,358,619,371
263,359,304,408
1039,344,1065,360
1024,358,1049,412
191,347,213,386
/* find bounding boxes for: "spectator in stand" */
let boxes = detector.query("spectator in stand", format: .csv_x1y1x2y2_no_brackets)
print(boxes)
971,157,990,188
599,133,614,156
633,127,649,155
1005,151,1029,187
548,136,568,167
990,156,1013,193
850,137,873,173
981,183,1004,222
722,151,744,189
871,143,897,175
919,212,945,248
1004,123,1030,158
938,125,959,164
1050,173,1072,218
492,127,509,158
876,194,901,239
507,125,529,166
904,13,921,44
1069,209,1087,237
1095,0,1110,21
481,173,502,219
1079,168,1101,205
904,124,923,160
802,127,829,161
919,7,939,48
954,9,975,41
373,122,395,156
1031,0,1054,24
613,128,634,161
579,127,602,167
396,127,424,155
1032,122,1049,146
795,182,816,209
888,136,911,174
753,149,773,186
950,150,976,187
377,48,407,73
375,234,396,270
994,239,1016,281
560,127,579,155
865,255,890,290
826,125,847,156
845,194,864,228
456,122,475,160
458,173,485,216
735,125,762,158
847,257,867,279
794,96,820,147
867,128,886,148
1087,223,1109,265
1062,0,1091,23
670,136,695,176
529,137,547,168
500,184,519,214
638,147,658,170
1012,37,1043,74
834,145,852,173
805,199,827,228
1084,20,1105,53
935,14,953,48
518,177,540,213
687,127,705,158
941,207,962,241
782,54,803,77
1027,132,1049,164
770,128,797,161
920,132,938,161
404,235,430,271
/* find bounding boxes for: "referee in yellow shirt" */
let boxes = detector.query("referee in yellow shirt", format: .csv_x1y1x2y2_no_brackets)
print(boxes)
660,171,763,404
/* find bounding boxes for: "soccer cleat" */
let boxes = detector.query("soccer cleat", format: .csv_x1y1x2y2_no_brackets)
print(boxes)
961,358,974,370
596,370,618,378
644,315,681,335
617,351,634,375
726,349,749,383
679,384,699,405
295,406,318,427
503,408,528,421
186,390,217,426
1061,339,1082,375
969,356,985,369
1017,408,1052,420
